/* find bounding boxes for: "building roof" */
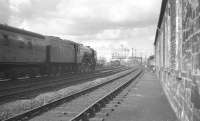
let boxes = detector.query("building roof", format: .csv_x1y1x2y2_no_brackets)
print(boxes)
0,24,45,39
154,0,168,46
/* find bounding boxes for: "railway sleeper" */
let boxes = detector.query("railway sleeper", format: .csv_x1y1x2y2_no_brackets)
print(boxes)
74,91,123,121
3,68,136,121
87,75,142,121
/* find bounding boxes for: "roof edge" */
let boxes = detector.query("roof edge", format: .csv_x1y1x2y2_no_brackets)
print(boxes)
154,0,168,46
0,24,45,39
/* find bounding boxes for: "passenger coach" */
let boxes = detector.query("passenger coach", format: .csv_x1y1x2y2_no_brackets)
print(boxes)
0,24,97,79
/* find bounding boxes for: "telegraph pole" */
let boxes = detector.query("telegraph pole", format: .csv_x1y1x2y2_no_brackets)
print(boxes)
132,48,133,58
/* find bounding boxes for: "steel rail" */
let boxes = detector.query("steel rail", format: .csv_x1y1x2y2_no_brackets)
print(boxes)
0,67,126,92
0,66,127,90
70,69,143,121
0,66,124,83
3,68,137,121
0,67,128,103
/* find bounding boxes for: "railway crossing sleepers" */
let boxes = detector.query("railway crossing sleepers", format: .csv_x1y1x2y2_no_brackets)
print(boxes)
69,69,143,121
2,66,142,121
0,66,129,104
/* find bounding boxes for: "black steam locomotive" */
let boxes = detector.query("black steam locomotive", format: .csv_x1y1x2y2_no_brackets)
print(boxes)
0,24,97,79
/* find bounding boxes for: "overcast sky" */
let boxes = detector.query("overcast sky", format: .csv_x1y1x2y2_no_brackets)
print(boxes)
0,0,161,60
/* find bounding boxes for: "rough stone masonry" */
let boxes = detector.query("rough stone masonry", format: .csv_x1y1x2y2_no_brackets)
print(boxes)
154,0,200,121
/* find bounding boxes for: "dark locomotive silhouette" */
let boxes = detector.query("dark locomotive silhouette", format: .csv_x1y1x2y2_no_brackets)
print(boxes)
0,24,97,79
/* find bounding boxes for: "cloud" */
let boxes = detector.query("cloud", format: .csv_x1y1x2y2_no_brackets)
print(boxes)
9,0,59,19
5,0,161,35
0,0,10,24
54,0,160,36
0,0,161,60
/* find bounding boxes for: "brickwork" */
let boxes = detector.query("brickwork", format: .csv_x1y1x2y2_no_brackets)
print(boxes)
155,0,200,121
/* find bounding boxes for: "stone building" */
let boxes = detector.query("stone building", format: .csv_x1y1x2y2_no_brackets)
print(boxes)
154,0,200,121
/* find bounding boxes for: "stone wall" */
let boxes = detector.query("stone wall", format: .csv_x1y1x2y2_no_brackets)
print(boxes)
155,0,200,121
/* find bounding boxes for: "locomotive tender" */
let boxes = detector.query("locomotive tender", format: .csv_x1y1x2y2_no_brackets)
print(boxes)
0,24,97,79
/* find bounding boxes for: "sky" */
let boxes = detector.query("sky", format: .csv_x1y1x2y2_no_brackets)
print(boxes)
0,0,162,61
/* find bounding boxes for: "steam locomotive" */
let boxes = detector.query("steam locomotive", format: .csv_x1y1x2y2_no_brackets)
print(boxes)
0,24,97,79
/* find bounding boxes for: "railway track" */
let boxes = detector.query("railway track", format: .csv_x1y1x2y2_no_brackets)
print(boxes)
3,66,143,121
0,66,122,83
0,66,129,103
0,66,126,89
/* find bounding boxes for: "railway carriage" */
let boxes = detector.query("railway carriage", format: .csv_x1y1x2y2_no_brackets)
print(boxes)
0,24,47,79
0,24,97,80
